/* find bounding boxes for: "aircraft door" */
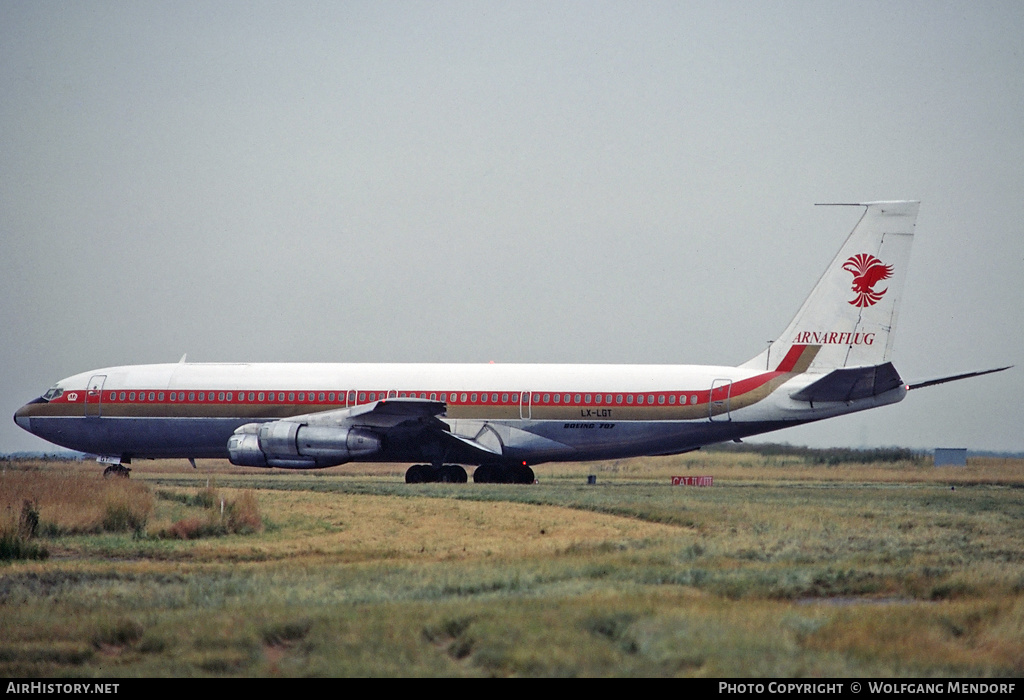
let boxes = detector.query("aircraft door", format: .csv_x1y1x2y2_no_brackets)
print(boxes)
709,379,732,422
85,375,106,417
520,390,531,419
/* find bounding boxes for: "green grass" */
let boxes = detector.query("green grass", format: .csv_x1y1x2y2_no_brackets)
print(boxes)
1,457,1022,676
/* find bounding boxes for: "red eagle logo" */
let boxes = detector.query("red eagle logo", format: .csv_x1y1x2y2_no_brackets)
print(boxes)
842,254,893,307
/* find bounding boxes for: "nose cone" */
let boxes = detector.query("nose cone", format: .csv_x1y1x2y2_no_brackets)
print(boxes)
14,403,34,432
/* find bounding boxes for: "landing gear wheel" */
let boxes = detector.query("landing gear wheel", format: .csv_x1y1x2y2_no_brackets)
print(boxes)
513,465,535,484
103,464,131,479
473,465,534,484
405,464,434,483
439,464,468,483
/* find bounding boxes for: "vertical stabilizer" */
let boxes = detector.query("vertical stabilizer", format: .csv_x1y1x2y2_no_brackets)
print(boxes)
742,201,919,372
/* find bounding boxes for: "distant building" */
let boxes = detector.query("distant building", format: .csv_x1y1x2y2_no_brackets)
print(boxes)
934,448,967,467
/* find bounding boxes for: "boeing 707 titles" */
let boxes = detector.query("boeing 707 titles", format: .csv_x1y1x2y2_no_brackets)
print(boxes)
14,201,1010,483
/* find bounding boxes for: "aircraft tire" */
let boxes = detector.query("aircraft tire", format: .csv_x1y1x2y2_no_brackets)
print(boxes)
472,465,494,483
405,464,431,483
440,464,467,483
514,465,535,484
103,465,130,479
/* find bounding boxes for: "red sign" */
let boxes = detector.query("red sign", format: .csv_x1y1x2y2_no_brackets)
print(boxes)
671,476,713,486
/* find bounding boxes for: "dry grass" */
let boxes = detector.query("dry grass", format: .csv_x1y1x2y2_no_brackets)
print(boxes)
231,488,678,563
1,455,1022,677
0,467,153,535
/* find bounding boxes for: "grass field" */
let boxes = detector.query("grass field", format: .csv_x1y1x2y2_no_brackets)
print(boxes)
1,452,1022,677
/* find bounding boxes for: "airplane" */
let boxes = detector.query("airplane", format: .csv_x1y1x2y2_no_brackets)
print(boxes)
14,201,1010,483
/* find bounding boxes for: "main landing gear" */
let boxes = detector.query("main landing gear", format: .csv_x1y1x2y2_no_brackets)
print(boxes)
403,463,536,484
405,464,468,483
472,464,535,484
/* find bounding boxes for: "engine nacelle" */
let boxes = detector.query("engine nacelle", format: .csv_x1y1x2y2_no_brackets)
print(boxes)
227,421,381,468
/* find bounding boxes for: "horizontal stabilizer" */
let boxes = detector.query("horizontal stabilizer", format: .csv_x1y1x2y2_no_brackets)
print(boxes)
791,362,904,403
907,366,1012,391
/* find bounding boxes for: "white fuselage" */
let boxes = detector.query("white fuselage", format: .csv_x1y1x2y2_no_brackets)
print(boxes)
14,358,905,466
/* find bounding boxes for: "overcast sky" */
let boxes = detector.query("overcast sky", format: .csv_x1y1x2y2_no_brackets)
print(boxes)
2,1,1022,455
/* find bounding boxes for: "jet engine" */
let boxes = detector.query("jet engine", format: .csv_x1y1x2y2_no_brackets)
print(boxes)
227,420,381,468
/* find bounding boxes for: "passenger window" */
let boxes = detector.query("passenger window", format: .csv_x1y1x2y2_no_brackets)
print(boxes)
658,395,665,405
574,394,581,404
553,394,560,404
691,395,698,404
626,395,634,404
149,392,156,401
318,392,325,401
119,392,126,401
669,395,676,405
595,394,602,404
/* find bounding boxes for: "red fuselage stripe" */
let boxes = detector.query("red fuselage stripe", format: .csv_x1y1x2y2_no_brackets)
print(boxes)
52,368,794,410
774,344,808,373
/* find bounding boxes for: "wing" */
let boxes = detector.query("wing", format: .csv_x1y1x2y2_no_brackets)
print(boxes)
296,397,448,429
229,397,515,467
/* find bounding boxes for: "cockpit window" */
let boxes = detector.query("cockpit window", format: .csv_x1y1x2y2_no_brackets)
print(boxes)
42,386,63,402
